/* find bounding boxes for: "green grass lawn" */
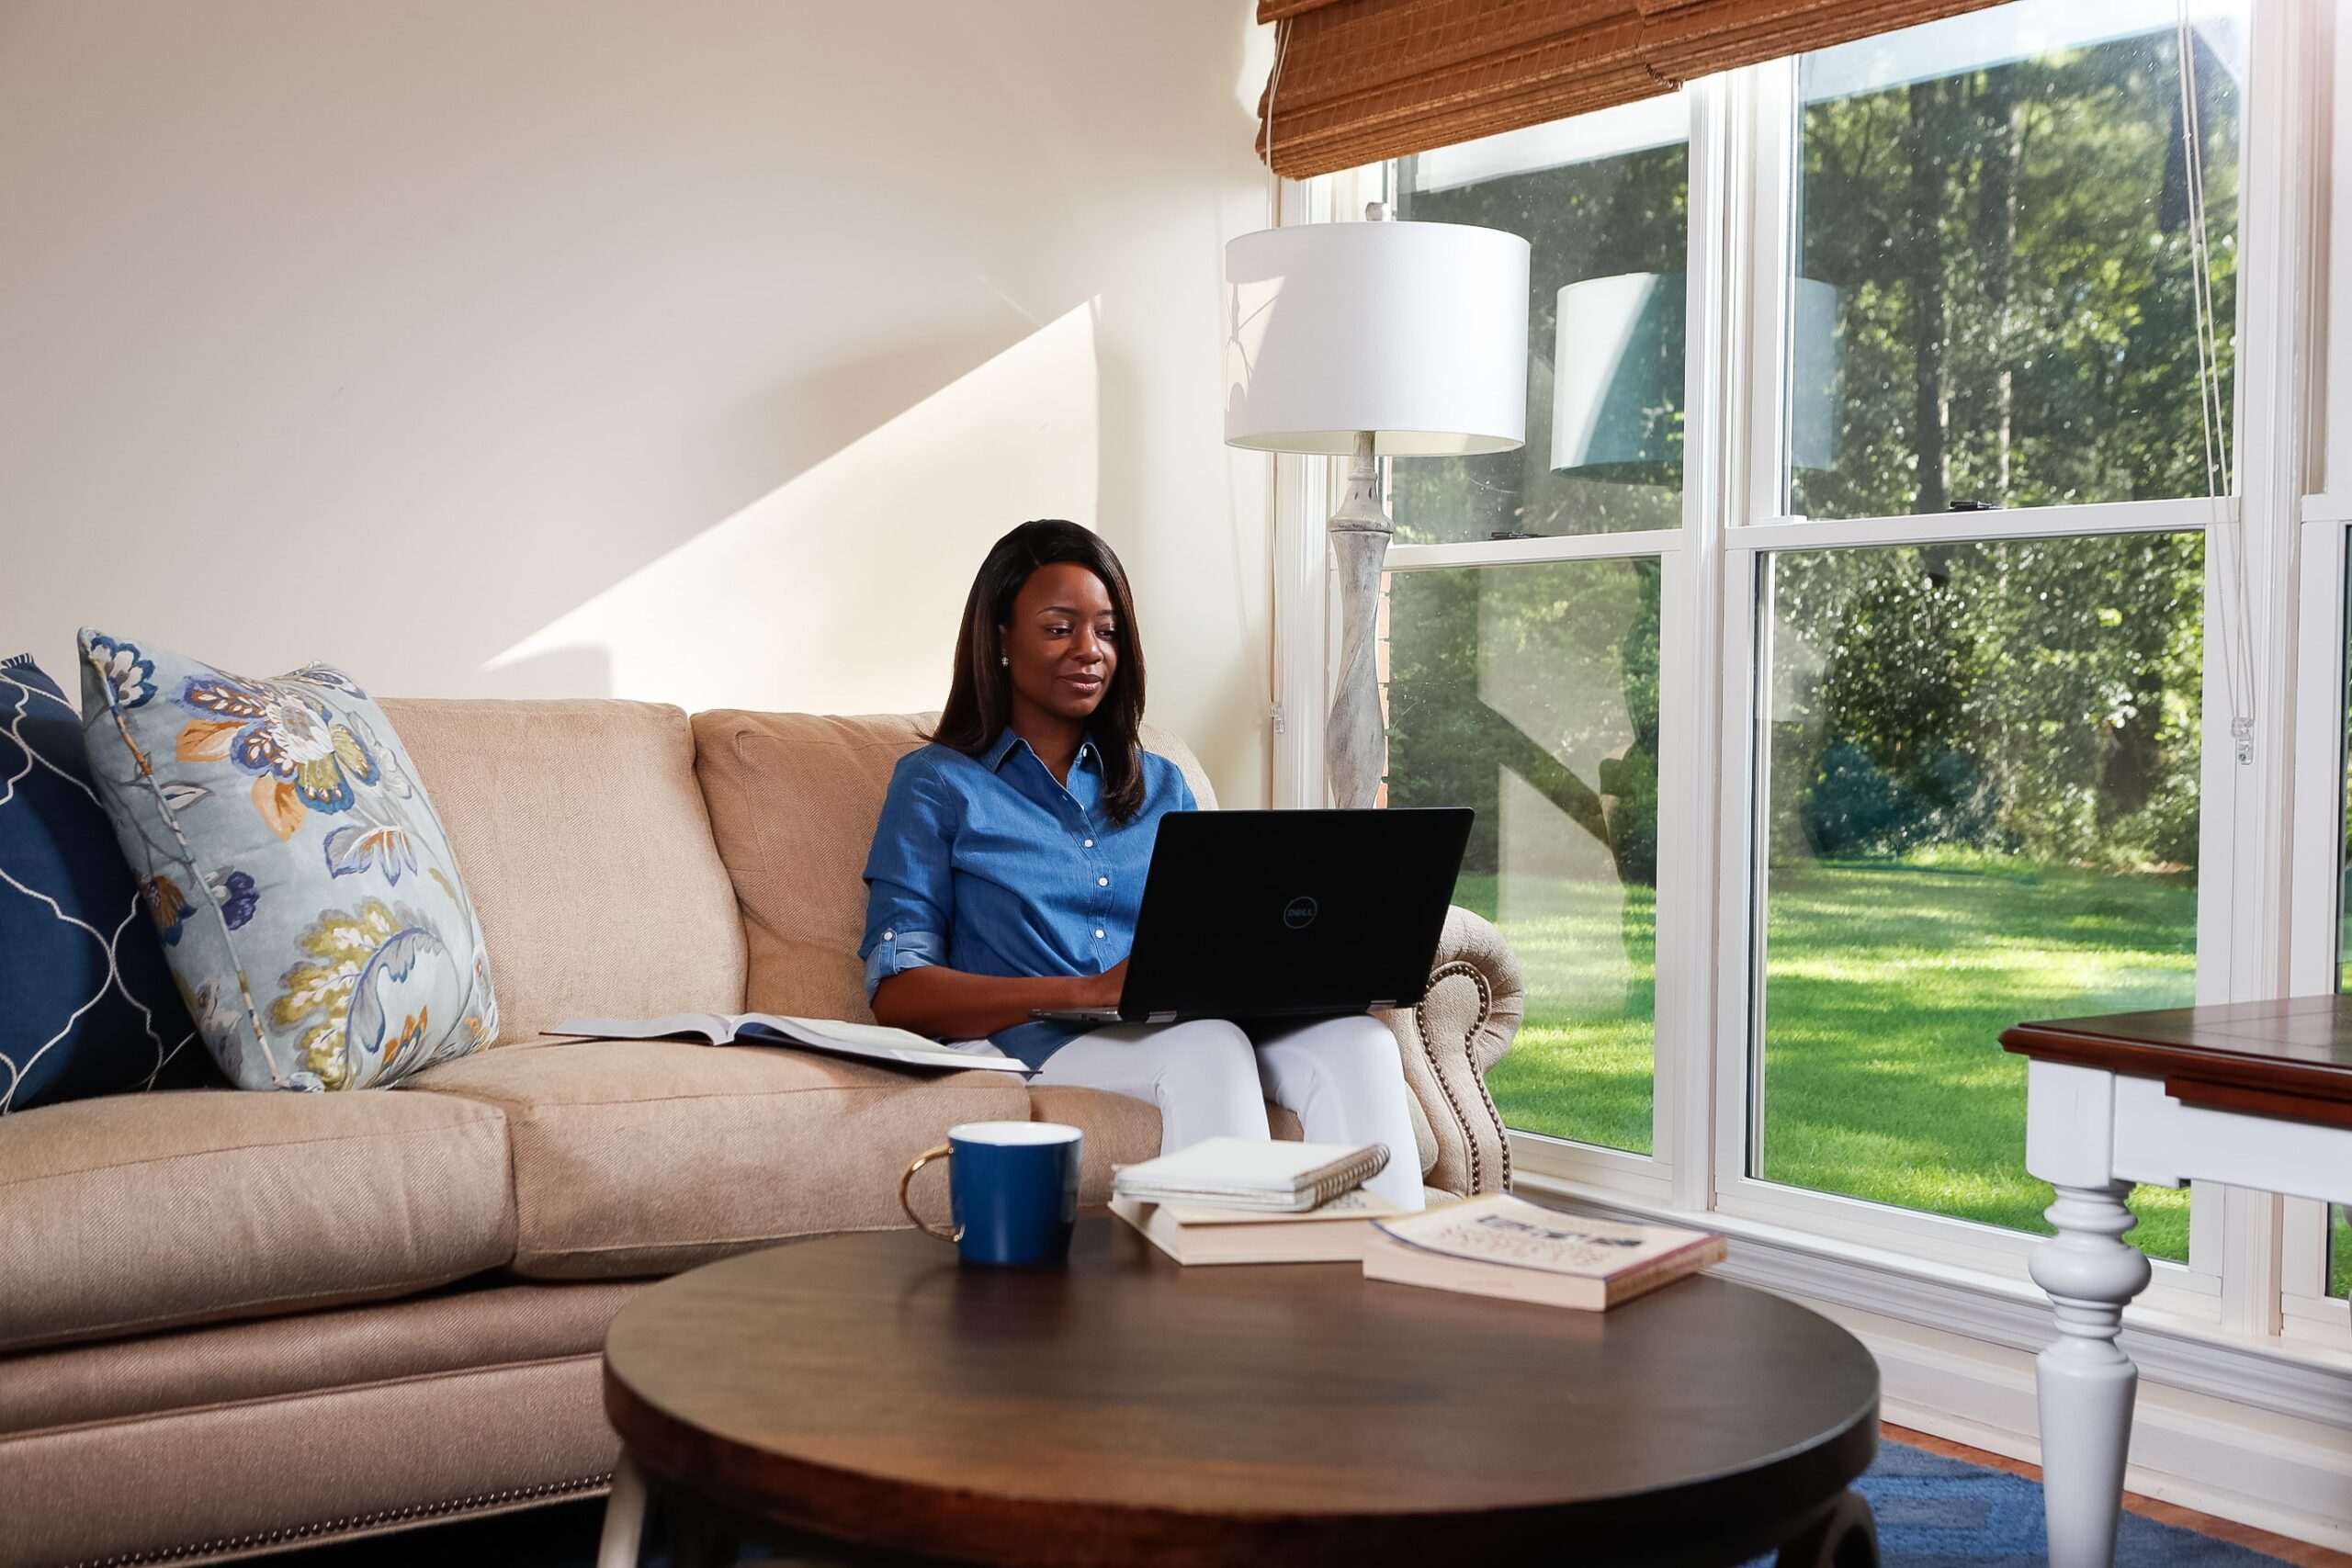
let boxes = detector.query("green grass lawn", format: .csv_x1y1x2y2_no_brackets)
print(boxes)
1464,856,2271,1280
1469,872,1658,1156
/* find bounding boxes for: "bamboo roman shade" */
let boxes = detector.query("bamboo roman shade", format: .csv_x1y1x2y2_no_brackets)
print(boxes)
1256,0,2014,177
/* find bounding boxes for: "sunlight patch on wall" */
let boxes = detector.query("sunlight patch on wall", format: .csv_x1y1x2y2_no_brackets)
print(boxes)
487,302,1100,714
1234,8,1275,121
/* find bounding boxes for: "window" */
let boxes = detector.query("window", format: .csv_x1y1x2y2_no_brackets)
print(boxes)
1376,97,1692,1168
1789,9,2241,520
1392,96,1690,542
1292,0,2287,1303
1754,536,2201,1258
1731,3,2238,1282
1387,560,1662,1152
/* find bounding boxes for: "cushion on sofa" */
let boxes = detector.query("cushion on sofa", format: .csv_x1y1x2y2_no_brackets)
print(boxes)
689,711,928,1021
1,654,213,1113
692,710,1216,1020
401,1037,1030,1278
0,1088,514,1352
382,698,746,1043
76,633,498,1090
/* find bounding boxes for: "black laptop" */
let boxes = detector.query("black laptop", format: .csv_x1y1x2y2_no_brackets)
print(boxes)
1032,807,1474,1025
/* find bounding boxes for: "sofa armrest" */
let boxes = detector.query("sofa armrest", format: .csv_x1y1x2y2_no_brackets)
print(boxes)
1377,905,1525,1198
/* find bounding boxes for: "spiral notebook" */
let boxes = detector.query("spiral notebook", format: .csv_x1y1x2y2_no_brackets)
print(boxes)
1109,1136,1392,1213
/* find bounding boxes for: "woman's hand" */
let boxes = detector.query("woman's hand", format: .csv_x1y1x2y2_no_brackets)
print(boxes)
872,959,1130,1041
1079,959,1128,1010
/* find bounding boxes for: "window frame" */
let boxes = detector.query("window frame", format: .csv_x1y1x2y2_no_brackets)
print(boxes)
2278,0,2352,1337
1270,0,2331,1348
2279,510,2346,1340
1364,76,1721,1201
1702,44,2241,1318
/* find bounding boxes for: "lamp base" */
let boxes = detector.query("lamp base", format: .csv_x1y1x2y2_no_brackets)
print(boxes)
1327,431,1390,810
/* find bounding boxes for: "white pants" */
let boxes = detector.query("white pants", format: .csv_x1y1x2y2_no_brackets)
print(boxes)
1031,1014,1426,1212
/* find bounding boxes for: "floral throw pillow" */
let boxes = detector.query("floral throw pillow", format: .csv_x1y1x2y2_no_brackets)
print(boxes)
76,630,498,1090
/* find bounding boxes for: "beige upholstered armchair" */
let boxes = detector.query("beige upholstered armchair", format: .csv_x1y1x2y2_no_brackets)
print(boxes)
1383,905,1525,1196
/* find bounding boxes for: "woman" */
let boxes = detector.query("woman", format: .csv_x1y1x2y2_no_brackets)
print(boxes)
861,520,1425,1211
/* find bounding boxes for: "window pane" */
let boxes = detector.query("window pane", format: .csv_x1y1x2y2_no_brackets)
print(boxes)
1791,1,2245,519
1391,96,1689,544
1755,535,2202,1257
1385,560,1660,1152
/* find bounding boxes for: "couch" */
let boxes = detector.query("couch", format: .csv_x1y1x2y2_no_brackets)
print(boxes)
0,700,1524,1568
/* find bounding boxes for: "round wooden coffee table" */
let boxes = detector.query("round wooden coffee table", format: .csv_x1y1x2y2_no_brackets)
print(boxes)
599,1218,1880,1567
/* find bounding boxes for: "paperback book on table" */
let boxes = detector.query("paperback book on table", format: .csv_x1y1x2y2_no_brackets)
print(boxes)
550,1013,1030,1074
1363,1193,1725,1311
1110,1188,1402,1266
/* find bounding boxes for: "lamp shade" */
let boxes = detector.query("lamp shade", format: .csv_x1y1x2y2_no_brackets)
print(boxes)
1551,272,1842,476
1550,273,1682,475
1224,220,1531,457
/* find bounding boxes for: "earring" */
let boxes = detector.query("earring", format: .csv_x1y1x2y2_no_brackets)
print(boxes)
1001,655,1009,666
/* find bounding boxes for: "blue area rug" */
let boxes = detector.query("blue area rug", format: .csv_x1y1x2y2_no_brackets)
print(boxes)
273,1441,2295,1566
1743,1442,2294,1567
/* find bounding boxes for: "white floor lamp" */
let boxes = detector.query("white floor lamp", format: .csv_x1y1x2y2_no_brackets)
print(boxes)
1224,208,1529,809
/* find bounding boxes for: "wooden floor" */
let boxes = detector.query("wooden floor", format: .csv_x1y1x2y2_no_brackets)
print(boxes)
1886,1424,2351,1566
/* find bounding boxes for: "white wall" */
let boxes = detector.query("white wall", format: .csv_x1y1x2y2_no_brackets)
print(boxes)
0,0,1276,804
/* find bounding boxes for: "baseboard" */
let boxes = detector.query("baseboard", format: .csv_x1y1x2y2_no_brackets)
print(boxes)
1800,1293,2352,1555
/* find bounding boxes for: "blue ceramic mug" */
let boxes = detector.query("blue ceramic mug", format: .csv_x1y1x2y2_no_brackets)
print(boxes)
899,1121,1082,1265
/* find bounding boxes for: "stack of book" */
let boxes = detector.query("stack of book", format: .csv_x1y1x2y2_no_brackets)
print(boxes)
1108,1136,1396,1264
1108,1140,1726,1309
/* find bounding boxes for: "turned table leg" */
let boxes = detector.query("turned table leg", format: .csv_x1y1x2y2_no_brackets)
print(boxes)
597,1454,650,1568
2028,1179,2152,1568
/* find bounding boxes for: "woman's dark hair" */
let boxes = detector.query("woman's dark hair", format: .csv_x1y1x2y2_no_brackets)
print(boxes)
932,520,1148,824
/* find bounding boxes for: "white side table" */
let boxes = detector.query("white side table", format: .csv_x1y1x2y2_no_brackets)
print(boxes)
2008,996,2352,1568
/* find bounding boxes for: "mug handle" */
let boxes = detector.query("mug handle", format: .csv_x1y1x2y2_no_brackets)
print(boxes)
899,1144,961,1242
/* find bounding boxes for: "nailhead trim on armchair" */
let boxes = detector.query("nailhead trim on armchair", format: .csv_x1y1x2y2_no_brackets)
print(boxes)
1383,906,1524,1197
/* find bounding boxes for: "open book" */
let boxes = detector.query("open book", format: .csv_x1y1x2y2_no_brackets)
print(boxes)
1363,1193,1725,1311
549,1014,1030,1074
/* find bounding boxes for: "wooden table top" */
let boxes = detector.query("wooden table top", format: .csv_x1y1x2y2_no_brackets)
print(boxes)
2002,994,2352,1130
603,1219,1879,1566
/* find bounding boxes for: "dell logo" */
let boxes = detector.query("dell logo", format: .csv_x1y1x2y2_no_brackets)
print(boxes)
1283,896,1319,930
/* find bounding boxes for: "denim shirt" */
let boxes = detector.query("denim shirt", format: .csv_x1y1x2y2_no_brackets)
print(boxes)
859,729,1197,1069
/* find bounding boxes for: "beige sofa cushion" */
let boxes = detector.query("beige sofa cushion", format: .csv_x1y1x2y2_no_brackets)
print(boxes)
692,709,1216,1020
0,1089,514,1352
403,1037,1030,1278
382,698,746,1042
691,711,929,1021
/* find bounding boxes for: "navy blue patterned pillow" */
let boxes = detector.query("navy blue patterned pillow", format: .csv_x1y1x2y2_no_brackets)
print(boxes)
1,654,212,1111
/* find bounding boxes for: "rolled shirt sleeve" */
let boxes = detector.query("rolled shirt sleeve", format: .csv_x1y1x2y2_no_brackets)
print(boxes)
861,761,956,999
